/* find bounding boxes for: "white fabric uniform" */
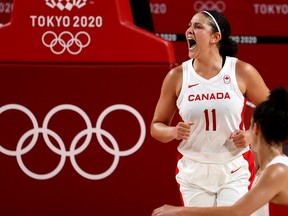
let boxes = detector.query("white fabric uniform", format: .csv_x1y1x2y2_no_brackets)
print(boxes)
251,155,288,216
175,57,254,207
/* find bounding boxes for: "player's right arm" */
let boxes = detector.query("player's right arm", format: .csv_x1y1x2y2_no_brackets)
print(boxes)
150,65,192,143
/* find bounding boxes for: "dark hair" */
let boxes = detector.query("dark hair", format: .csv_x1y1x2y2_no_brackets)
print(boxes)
253,87,288,146
201,10,238,57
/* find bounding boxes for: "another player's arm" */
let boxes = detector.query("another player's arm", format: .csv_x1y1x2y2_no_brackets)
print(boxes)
152,165,286,216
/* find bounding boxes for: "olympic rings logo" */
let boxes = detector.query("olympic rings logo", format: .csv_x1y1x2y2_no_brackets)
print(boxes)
42,31,91,55
194,0,226,12
0,104,146,180
45,0,87,11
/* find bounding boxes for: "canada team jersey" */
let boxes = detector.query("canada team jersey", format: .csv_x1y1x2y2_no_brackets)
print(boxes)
251,155,288,216
176,56,248,163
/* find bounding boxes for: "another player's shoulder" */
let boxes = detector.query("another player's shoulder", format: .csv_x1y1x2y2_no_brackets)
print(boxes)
262,160,288,183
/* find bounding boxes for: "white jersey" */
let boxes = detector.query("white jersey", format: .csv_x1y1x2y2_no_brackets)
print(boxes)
176,56,248,163
251,155,288,216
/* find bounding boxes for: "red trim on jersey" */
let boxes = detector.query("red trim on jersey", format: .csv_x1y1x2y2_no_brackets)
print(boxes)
240,98,255,190
242,150,256,190
239,98,247,130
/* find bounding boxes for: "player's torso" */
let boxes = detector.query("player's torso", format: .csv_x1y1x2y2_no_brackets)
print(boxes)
177,56,245,128
176,57,247,162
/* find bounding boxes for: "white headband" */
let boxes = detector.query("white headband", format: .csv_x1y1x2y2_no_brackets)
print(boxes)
202,10,221,36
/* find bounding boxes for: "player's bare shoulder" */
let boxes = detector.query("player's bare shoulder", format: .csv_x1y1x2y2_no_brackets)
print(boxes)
235,59,269,104
236,59,258,76
235,59,262,87
167,64,183,79
164,64,183,97
265,163,288,205
164,64,183,86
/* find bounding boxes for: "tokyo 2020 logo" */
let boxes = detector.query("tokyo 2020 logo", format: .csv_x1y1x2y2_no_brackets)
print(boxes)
30,1,103,55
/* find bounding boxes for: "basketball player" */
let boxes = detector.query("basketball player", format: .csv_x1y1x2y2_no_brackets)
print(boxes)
151,87,288,216
150,10,270,207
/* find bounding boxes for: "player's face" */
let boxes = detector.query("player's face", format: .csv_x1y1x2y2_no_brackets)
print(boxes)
185,12,214,59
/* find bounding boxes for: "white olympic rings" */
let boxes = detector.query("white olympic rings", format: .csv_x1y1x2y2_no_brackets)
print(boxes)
42,31,91,55
0,104,146,180
194,0,226,12
45,0,87,11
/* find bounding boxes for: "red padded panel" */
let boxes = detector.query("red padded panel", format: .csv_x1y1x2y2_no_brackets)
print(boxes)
0,0,175,63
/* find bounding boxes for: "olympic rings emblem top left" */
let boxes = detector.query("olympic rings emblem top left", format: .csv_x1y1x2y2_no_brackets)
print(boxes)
0,104,146,180
37,0,95,55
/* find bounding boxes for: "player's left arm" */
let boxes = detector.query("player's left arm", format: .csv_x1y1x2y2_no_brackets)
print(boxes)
232,60,270,148
235,60,270,106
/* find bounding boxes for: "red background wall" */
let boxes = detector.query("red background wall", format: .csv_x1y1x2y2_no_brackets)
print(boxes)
1,0,287,215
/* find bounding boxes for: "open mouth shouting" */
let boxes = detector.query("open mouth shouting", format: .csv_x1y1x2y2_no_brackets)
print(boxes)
188,38,196,50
